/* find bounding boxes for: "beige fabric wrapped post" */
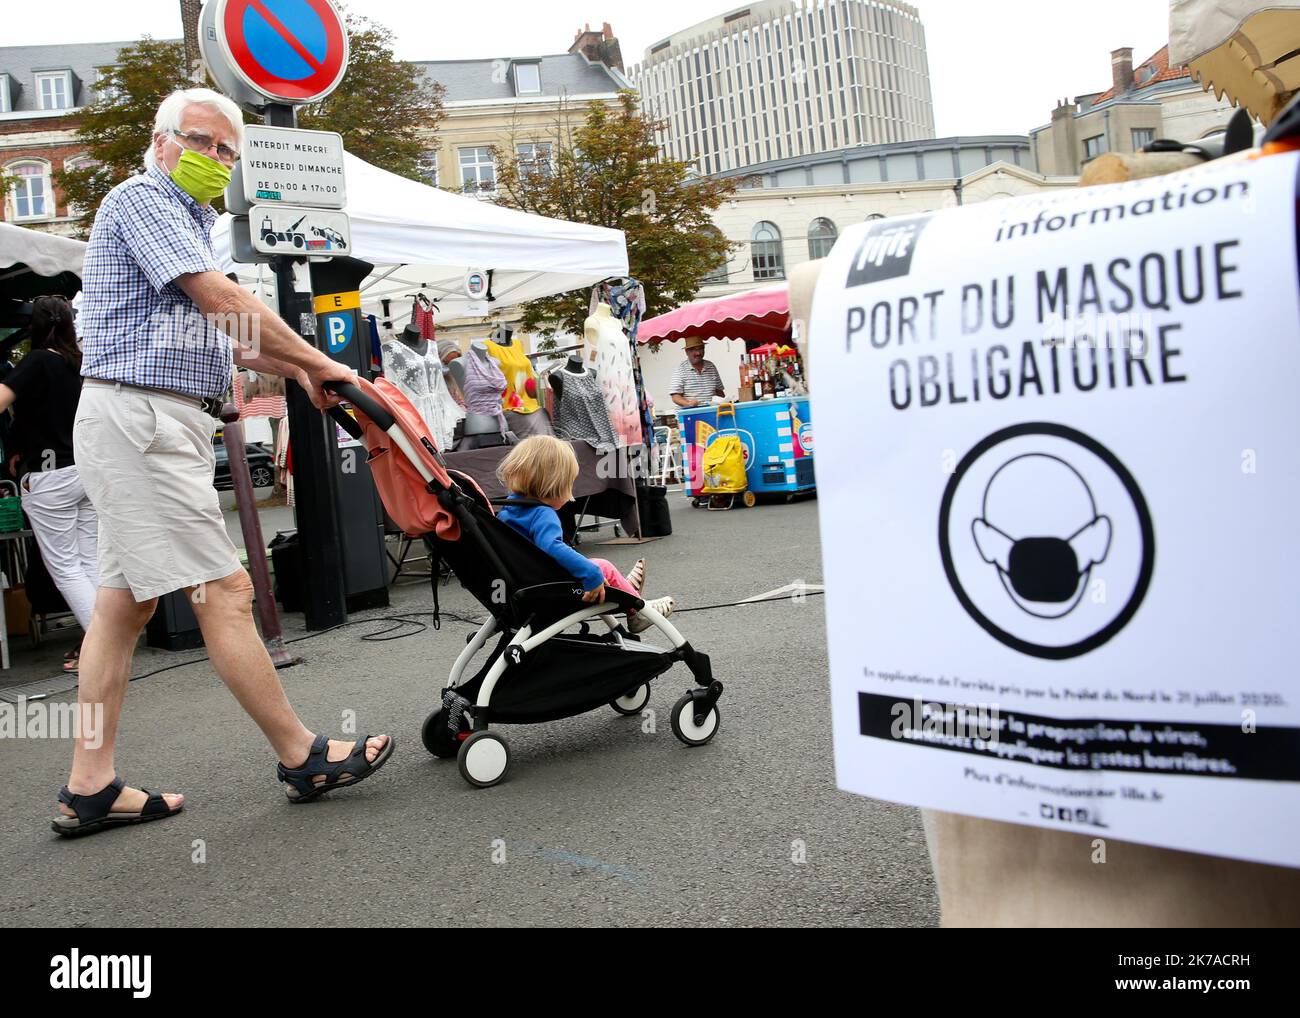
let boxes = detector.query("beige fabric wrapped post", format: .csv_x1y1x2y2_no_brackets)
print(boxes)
1169,0,1300,126
793,236,1300,927
1079,151,1204,186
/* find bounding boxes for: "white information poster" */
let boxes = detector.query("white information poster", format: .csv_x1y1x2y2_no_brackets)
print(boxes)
811,151,1300,868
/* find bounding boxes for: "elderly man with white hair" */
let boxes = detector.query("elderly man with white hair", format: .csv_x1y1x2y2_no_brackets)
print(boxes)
52,88,393,837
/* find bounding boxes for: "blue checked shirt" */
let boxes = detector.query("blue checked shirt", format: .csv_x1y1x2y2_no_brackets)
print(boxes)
79,164,232,399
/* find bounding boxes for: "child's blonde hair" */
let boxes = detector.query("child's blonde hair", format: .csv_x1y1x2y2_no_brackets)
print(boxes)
497,435,579,503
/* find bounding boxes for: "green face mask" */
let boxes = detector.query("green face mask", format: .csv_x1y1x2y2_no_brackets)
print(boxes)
169,148,231,203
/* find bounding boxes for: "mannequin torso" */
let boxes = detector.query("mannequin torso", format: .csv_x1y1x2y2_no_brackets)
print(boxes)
582,302,640,447
379,325,463,450
463,339,508,436
398,323,428,357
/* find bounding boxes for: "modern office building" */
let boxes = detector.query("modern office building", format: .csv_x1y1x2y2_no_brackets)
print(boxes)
629,0,935,176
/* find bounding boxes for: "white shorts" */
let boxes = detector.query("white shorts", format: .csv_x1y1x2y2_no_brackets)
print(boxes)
74,383,241,602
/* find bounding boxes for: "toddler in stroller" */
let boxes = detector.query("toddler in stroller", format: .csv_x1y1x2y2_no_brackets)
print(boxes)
324,378,723,789
494,436,676,634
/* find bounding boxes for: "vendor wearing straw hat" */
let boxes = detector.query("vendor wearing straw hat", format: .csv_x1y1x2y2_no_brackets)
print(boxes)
669,336,726,409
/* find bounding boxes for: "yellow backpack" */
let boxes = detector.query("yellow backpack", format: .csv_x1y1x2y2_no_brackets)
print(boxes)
700,404,748,494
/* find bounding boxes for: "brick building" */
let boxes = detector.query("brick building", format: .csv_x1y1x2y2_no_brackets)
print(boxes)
0,41,153,236
1,12,627,235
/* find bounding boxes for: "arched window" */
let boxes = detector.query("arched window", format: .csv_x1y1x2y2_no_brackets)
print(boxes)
61,154,99,217
807,217,837,259
702,226,730,285
5,159,52,221
751,221,784,280
864,212,885,221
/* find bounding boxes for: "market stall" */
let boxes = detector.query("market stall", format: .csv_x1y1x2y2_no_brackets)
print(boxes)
212,151,628,321
638,284,814,507
0,222,87,668
210,154,641,534
0,221,85,305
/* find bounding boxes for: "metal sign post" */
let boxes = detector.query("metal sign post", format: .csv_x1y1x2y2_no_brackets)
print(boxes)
202,0,354,630
266,103,348,630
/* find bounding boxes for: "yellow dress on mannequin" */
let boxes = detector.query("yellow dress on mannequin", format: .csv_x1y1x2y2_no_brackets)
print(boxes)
485,339,541,415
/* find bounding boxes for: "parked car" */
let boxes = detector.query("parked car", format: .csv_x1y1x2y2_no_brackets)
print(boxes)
212,440,276,490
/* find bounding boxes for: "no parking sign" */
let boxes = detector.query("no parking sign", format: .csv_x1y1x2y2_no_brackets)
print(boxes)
201,0,349,110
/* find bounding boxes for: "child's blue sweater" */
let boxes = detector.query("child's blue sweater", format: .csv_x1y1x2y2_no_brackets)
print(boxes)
496,499,604,591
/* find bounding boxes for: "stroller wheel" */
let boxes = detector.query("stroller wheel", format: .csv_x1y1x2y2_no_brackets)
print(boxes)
671,692,721,747
458,730,511,788
610,683,651,716
421,708,463,759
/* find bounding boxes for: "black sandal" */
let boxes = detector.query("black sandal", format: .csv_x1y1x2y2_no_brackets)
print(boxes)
52,775,182,837
276,733,395,803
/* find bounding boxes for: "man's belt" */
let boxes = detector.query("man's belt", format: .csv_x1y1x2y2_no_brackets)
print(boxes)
84,378,224,418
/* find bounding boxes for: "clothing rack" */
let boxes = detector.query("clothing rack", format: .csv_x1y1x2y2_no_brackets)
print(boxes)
527,343,583,361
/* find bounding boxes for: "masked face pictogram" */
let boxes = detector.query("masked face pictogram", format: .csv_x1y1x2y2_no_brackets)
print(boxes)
971,454,1112,618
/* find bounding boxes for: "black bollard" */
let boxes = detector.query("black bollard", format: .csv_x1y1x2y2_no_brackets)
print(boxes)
221,405,300,669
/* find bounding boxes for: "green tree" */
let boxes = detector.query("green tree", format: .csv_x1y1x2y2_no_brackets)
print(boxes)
297,14,444,182
53,37,191,234
492,90,737,340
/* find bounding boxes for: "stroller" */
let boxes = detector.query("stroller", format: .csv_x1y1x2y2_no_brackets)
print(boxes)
326,379,724,788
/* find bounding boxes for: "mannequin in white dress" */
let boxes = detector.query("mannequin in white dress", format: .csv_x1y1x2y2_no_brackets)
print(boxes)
379,323,464,451
583,303,641,448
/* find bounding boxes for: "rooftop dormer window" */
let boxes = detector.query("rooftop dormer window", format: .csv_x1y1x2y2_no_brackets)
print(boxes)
0,74,13,114
36,70,73,111
513,62,541,96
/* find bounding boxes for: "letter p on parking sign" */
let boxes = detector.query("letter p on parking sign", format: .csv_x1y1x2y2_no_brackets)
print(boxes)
322,312,353,354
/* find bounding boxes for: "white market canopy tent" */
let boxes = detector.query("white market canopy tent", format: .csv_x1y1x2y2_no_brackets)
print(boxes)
211,153,628,323
0,220,86,299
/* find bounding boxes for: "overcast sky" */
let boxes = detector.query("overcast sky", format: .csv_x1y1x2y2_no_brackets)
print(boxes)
3,0,1174,136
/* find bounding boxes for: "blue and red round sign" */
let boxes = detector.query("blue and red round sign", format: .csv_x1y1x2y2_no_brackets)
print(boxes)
215,0,349,104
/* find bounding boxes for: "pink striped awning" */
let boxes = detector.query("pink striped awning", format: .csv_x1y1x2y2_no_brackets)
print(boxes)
638,284,790,344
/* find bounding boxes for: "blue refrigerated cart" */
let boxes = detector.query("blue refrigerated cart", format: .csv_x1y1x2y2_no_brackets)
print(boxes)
677,396,815,504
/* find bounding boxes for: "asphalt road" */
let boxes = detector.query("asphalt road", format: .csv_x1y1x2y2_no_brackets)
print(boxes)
0,494,939,927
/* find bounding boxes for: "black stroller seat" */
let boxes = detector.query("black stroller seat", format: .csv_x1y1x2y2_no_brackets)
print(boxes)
432,485,644,632
421,475,722,785
325,378,724,788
